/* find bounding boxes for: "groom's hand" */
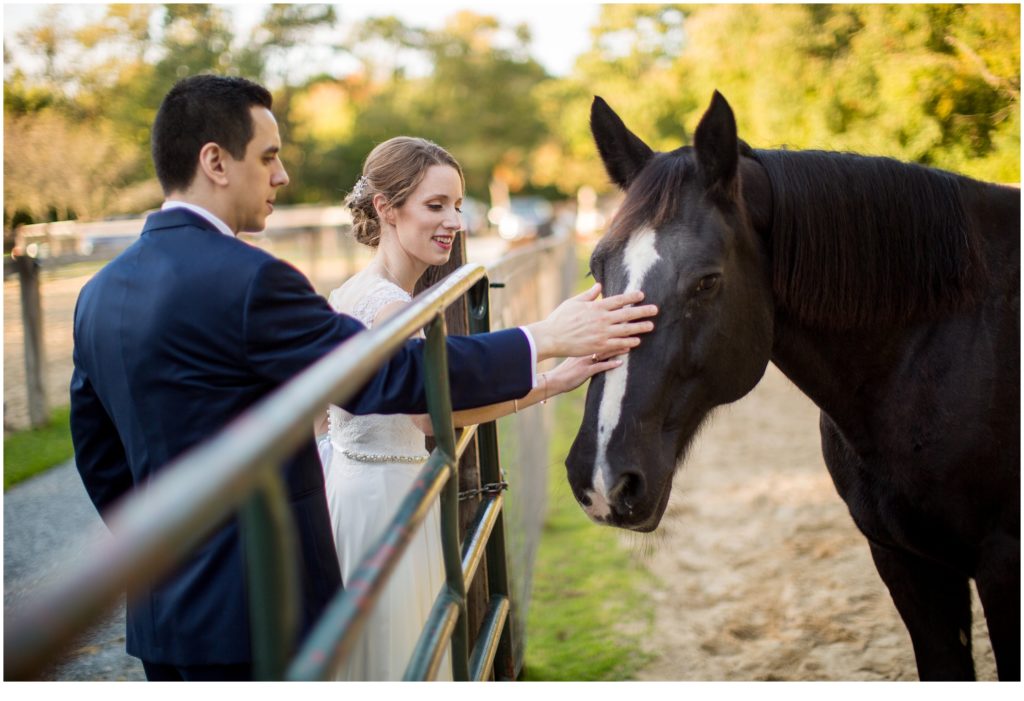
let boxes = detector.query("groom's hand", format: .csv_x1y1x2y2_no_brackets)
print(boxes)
526,283,657,360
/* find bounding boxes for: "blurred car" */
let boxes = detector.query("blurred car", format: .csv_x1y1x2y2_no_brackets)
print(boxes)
488,196,555,241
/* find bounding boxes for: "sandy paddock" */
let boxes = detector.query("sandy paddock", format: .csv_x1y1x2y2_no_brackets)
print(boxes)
627,364,997,681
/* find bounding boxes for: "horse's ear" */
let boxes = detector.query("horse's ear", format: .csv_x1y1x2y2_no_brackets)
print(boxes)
694,91,739,192
590,96,654,190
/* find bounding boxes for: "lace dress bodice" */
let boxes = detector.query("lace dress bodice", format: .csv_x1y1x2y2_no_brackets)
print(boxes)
327,272,428,463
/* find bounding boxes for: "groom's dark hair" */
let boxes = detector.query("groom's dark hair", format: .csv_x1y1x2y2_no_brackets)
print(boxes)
152,74,273,194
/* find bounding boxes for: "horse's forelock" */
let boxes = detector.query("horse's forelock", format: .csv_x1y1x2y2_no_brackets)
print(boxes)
605,152,697,253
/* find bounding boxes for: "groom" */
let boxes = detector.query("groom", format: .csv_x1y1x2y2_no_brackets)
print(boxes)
70,74,656,681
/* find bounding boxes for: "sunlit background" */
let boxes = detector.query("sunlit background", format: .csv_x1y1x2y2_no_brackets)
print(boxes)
2,6,1019,681
4,2,1019,235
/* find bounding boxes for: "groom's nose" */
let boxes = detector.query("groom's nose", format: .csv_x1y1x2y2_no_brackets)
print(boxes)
272,165,290,188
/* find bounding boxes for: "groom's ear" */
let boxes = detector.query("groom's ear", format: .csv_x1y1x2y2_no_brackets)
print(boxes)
197,142,230,186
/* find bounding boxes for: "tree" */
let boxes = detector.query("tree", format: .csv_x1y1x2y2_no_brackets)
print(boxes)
285,11,551,203
4,109,156,225
529,4,693,194
3,3,341,221
411,11,550,196
7,3,1014,230
533,4,1019,195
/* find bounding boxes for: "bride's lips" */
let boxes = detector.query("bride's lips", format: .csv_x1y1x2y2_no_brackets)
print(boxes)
432,234,454,251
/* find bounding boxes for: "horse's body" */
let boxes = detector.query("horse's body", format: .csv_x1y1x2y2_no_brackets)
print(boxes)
565,93,1019,680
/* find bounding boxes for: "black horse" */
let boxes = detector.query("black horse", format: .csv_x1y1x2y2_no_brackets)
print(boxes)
565,91,1019,680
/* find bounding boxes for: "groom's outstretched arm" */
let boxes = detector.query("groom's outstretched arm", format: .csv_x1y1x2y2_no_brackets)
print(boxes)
352,329,533,413
242,259,656,415
242,257,532,413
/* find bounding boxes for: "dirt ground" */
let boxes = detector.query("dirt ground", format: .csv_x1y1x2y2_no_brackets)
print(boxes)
628,363,997,681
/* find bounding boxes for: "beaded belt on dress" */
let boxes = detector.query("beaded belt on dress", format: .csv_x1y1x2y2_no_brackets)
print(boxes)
341,449,428,464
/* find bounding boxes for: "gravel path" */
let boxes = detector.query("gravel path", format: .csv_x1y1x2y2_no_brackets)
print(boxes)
4,460,145,680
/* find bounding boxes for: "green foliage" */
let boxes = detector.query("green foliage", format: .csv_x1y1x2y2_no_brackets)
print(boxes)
4,108,156,223
3,405,74,491
522,384,656,681
538,4,1019,193
3,70,55,115
4,3,1018,226
2,3,342,225
284,11,549,202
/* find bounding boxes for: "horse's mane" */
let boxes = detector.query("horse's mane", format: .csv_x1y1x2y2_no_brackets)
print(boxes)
752,149,985,330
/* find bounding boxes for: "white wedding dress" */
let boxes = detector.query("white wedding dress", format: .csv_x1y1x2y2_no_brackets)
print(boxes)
320,271,453,681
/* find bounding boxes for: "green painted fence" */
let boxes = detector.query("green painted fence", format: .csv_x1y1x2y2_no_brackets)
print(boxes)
4,262,517,681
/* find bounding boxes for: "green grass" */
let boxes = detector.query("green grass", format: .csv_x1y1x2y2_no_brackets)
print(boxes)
3,404,75,490
521,385,657,680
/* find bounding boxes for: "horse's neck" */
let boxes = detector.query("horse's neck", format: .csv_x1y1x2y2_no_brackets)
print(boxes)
769,242,1017,451
738,157,841,414
767,316,908,434
742,154,1017,432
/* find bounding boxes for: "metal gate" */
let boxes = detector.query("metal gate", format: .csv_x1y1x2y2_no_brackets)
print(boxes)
5,263,518,681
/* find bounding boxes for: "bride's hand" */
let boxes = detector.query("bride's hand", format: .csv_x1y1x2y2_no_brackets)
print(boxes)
546,354,623,396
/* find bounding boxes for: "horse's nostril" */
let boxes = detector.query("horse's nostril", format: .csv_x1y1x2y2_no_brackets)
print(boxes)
608,471,645,509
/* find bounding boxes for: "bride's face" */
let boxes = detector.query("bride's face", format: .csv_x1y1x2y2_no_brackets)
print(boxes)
390,164,463,268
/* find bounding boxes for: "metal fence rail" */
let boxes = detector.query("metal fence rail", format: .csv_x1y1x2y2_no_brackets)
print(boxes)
4,262,512,681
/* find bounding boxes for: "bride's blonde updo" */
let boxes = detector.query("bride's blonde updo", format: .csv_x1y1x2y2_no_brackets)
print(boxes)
344,137,464,247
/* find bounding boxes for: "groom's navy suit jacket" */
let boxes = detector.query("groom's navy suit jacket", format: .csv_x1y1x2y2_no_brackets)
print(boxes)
70,208,532,666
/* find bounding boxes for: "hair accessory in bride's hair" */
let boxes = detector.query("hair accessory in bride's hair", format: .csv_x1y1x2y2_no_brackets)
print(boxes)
350,175,369,202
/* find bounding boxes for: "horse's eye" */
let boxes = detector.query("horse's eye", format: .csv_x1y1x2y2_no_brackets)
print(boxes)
697,274,721,292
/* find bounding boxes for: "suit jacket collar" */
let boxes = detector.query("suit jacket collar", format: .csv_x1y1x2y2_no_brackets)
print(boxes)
141,207,230,237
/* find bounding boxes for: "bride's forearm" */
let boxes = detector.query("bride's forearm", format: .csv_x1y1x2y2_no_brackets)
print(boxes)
413,374,551,435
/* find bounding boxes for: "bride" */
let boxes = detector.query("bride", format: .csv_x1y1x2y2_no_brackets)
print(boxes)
320,137,625,680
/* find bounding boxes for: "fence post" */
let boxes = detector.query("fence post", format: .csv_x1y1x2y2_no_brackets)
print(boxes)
16,254,49,428
414,231,491,654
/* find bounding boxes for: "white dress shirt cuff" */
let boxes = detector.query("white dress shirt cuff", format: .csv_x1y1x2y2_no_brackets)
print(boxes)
518,326,539,388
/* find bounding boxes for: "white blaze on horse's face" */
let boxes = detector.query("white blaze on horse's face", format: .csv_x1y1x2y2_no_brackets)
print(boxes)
585,226,661,521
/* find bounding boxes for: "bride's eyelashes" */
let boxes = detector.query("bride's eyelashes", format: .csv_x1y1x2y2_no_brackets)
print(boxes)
427,202,462,213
